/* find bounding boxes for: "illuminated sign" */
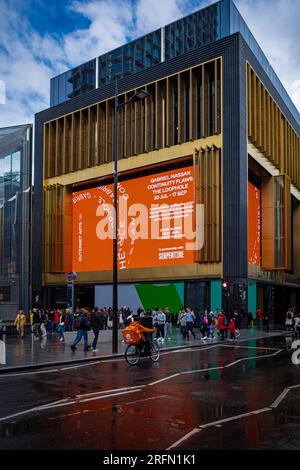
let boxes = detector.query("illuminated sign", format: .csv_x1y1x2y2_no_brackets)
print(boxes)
72,165,198,272
248,182,261,266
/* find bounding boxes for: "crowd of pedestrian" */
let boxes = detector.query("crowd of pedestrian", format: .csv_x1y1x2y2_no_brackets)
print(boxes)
10,303,299,353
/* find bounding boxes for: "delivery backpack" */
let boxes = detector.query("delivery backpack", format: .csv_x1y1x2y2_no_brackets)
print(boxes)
122,322,142,345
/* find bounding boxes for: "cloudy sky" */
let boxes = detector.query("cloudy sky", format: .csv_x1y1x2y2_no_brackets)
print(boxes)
0,0,300,127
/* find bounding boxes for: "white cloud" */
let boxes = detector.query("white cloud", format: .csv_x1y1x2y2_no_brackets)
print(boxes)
235,0,300,111
0,0,299,129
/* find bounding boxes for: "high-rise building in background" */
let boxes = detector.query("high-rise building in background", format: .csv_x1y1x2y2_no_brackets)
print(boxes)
0,124,32,320
34,0,300,322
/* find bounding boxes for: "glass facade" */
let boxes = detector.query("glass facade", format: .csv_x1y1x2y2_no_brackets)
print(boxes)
164,2,221,60
0,125,32,319
49,0,300,127
99,30,161,86
50,59,96,107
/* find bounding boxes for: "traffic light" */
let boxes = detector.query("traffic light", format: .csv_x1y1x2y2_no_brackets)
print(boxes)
222,281,230,298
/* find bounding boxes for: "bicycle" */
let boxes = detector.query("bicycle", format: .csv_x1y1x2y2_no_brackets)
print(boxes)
125,338,160,366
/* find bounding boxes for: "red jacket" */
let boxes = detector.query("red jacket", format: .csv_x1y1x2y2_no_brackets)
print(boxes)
218,314,227,330
229,320,235,333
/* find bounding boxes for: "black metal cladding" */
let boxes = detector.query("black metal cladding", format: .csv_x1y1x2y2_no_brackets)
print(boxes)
223,34,248,279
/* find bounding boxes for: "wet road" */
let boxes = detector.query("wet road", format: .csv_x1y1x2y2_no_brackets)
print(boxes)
0,335,299,450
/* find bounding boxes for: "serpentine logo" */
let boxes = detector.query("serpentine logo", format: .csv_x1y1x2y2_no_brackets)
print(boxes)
0,80,6,105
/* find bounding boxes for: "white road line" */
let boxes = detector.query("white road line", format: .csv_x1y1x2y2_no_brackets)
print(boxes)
166,407,272,449
199,407,271,429
166,428,201,450
270,388,290,408
123,395,167,406
0,368,60,378
49,412,81,421
78,389,143,404
220,345,280,351
182,366,224,375
77,385,145,399
287,384,300,390
148,374,181,386
0,389,143,422
60,361,101,371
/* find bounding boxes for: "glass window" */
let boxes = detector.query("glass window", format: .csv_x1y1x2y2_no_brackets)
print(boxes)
11,151,20,182
4,154,11,181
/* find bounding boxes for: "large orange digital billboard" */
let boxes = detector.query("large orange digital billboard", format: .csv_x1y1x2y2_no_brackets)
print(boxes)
248,181,261,266
72,165,196,272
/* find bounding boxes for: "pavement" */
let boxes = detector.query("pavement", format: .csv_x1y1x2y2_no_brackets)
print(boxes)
0,325,287,372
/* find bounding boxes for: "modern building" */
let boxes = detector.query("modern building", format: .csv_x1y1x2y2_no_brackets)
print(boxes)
34,0,300,322
0,124,32,320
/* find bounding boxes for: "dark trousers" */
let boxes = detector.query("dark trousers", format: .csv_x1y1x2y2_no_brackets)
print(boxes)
230,331,235,340
220,329,227,340
181,325,188,339
187,322,195,338
156,324,165,339
92,328,100,349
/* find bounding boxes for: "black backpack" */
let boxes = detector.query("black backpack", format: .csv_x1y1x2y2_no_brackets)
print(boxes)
73,316,81,330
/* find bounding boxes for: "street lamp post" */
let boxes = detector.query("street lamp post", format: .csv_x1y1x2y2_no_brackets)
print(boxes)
112,83,150,354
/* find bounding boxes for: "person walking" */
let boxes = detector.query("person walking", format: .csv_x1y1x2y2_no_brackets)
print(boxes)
29,309,34,334
201,309,210,340
186,306,196,339
247,312,254,329
234,311,241,337
263,312,269,333
164,307,173,340
32,308,41,338
256,308,264,329
70,309,92,352
14,310,26,338
294,314,300,340
91,308,101,352
58,310,66,342
229,318,236,341
64,308,74,332
48,309,54,333
156,308,166,342
285,308,294,332
178,309,188,340
218,311,228,341
54,309,60,332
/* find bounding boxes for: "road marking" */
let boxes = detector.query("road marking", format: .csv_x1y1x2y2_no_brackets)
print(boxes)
220,345,280,351
78,389,143,404
0,343,278,378
199,407,271,429
182,366,224,375
270,388,290,408
148,373,181,386
123,395,167,406
60,361,101,371
49,412,81,421
167,380,300,449
0,344,285,424
77,385,145,399
166,428,201,450
0,368,60,378
0,389,143,422
287,384,300,390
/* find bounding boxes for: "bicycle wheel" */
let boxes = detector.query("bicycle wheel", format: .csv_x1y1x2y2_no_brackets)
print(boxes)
149,340,160,362
125,344,141,366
